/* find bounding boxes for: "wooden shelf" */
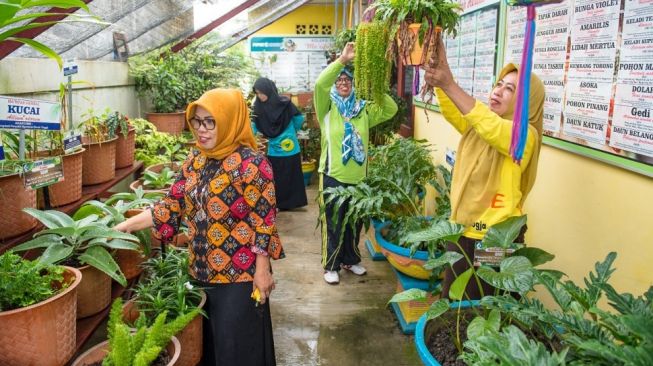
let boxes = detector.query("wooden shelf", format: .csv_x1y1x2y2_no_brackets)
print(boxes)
0,161,144,254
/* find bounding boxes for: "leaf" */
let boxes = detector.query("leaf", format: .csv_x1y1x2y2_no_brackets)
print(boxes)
425,299,450,320
38,242,73,265
22,208,64,229
388,288,428,303
481,215,527,249
9,37,62,68
36,226,76,238
467,310,501,340
449,267,474,301
404,220,464,244
423,251,463,270
477,256,534,293
78,246,127,286
72,204,105,221
513,247,555,267
100,239,140,251
12,234,59,252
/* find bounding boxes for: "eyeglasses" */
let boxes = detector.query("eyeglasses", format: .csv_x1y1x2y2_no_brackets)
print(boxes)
335,77,352,85
189,116,216,130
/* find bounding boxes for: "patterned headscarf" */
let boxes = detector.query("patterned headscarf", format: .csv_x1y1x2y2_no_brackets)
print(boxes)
329,68,367,165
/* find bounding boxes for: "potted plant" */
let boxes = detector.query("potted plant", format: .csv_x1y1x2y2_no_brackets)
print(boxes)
77,108,119,185
299,127,321,186
132,118,189,170
322,138,440,279
12,208,140,318
0,252,82,366
106,111,137,169
0,157,37,240
130,166,176,195
372,0,461,66
123,250,207,366
72,298,197,366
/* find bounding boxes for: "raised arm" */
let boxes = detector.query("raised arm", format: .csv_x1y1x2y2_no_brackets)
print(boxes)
314,42,355,124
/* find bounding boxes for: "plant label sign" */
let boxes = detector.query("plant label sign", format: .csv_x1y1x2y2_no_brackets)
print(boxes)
473,242,515,267
63,61,78,76
0,140,4,160
22,157,64,190
63,130,83,154
0,96,61,130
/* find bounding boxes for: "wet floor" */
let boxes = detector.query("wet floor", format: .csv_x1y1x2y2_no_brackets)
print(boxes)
271,185,421,366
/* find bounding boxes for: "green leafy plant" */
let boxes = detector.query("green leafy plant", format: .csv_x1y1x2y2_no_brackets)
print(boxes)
104,187,165,207
12,209,140,286
332,28,357,53
321,138,439,251
141,167,176,190
105,111,131,139
467,252,653,365
130,250,205,325
0,252,66,311
372,0,462,39
104,297,199,366
354,21,393,103
132,118,189,167
300,127,321,163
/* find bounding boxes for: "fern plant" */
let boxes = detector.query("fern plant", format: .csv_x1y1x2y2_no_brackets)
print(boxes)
103,298,198,366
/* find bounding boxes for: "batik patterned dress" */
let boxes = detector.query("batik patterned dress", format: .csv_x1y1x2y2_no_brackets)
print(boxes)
151,146,284,283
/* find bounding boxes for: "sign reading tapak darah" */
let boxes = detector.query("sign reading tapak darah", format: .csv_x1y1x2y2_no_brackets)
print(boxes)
0,96,61,130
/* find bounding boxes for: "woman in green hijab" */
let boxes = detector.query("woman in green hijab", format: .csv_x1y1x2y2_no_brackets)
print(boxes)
424,37,545,300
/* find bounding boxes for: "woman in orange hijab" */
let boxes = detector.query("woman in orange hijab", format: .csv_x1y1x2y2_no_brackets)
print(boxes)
115,89,283,366
424,38,545,300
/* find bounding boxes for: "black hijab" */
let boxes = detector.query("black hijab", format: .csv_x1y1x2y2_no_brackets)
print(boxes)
252,78,300,138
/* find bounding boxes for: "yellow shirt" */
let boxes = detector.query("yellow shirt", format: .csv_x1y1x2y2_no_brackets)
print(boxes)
436,89,537,239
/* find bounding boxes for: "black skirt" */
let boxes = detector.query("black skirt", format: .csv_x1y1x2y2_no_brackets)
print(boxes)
201,282,276,366
267,153,308,210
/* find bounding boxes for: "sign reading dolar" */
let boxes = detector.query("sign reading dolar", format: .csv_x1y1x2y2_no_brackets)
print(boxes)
0,96,61,130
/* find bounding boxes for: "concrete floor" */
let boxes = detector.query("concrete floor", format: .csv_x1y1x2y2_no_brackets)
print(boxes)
271,185,421,366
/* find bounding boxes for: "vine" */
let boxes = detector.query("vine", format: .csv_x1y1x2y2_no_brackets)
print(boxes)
354,21,393,104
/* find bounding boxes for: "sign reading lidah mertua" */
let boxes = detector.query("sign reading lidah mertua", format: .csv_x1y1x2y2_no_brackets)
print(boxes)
0,96,61,130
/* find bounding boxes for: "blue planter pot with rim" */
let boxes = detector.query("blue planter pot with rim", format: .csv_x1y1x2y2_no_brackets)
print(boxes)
415,300,480,366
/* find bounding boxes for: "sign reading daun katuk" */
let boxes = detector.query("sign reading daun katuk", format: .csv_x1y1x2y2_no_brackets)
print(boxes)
0,96,61,130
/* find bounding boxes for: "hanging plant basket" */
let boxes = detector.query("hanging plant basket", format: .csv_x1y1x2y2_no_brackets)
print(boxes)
397,23,443,67
146,112,186,136
46,148,84,207
0,267,82,366
115,127,136,168
0,173,37,240
81,136,118,185
354,20,393,103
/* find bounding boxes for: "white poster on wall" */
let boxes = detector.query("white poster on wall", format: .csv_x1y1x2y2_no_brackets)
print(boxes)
609,83,653,158
458,14,478,95
249,36,334,92
562,80,612,144
505,7,527,65
473,7,498,104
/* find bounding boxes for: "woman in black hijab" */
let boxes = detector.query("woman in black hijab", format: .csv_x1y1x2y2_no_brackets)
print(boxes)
252,78,308,210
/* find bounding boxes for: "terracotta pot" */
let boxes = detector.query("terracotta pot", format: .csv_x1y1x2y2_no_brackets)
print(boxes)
115,127,136,168
77,265,112,318
129,179,171,196
295,92,313,109
81,137,118,185
397,23,442,66
145,162,182,174
71,336,181,366
0,173,37,240
146,112,186,135
0,267,82,366
47,148,84,207
122,291,207,366
115,209,149,280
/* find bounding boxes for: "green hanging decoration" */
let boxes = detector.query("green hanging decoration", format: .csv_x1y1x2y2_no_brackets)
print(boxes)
354,21,392,104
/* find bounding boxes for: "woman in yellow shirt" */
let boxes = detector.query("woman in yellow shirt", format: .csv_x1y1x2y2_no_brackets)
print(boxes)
424,38,545,300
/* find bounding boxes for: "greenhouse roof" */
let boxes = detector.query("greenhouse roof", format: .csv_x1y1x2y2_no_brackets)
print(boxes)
0,0,315,61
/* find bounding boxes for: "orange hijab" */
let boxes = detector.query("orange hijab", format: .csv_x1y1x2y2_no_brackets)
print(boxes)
185,89,257,159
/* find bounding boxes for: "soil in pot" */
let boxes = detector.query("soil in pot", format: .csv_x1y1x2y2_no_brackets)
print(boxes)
426,308,476,366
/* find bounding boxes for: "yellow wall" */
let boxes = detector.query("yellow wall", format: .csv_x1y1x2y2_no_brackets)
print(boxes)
255,4,336,35
414,107,653,301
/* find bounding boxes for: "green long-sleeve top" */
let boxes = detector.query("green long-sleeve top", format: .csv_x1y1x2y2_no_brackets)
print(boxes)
313,60,398,184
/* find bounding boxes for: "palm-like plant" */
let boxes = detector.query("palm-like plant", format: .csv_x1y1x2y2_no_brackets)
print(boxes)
12,208,139,286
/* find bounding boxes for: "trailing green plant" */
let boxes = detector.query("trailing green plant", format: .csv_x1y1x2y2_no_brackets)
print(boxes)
372,0,462,40
104,297,199,366
131,250,205,325
12,208,140,286
141,167,176,190
0,252,66,311
354,21,393,104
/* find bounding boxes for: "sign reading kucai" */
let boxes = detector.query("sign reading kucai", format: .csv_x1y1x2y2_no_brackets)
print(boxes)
0,96,61,130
